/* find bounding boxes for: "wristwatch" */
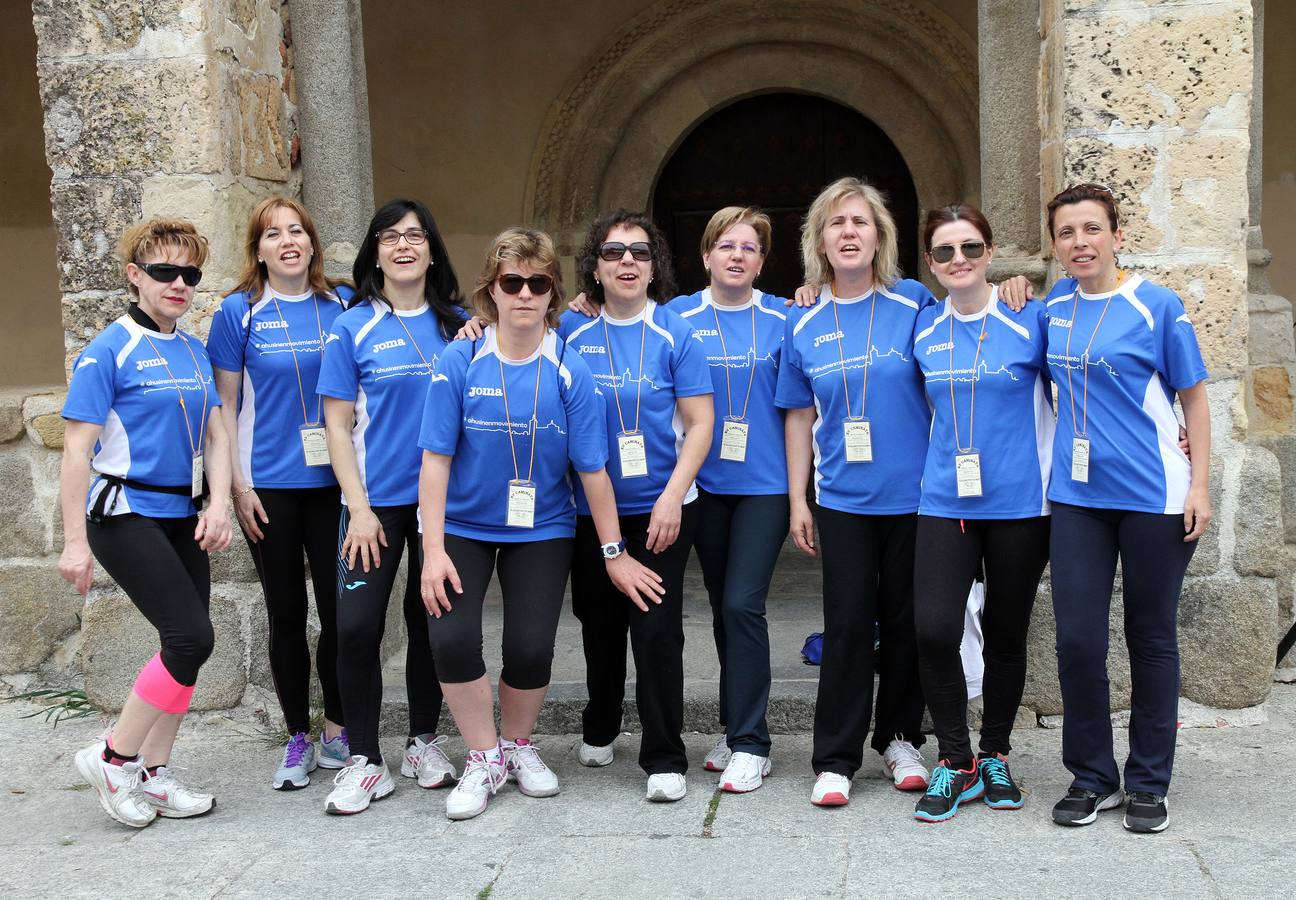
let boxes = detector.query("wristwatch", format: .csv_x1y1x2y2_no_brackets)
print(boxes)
601,539,626,560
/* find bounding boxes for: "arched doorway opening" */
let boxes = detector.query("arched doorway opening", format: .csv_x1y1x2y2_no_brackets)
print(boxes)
651,94,919,300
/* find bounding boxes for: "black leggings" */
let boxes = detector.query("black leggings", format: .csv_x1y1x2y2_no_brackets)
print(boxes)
246,486,343,734
813,508,925,777
571,502,699,775
426,535,574,688
913,515,1050,768
87,514,213,686
335,503,443,763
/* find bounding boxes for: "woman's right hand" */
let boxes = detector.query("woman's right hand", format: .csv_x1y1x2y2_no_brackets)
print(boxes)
998,275,1034,310
789,502,817,557
454,316,487,341
342,505,387,573
785,284,821,308
234,488,269,542
420,546,461,617
57,539,94,596
605,554,665,612
568,293,598,317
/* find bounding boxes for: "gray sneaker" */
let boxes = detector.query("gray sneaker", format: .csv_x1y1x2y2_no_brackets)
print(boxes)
273,732,318,790
318,728,350,770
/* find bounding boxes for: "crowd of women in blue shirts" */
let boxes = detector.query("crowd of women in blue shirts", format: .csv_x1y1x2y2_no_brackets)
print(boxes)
56,176,1211,835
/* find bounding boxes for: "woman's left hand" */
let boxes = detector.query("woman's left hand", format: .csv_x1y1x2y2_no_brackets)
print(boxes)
1183,484,1211,542
195,504,233,552
454,316,487,341
646,492,682,553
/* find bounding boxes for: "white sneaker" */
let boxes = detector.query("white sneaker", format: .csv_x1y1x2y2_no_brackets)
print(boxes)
703,735,731,772
502,738,559,798
646,772,687,802
324,756,394,815
719,752,771,794
140,766,215,818
446,749,507,820
74,742,156,828
401,735,457,789
811,772,851,807
881,737,930,791
578,741,614,767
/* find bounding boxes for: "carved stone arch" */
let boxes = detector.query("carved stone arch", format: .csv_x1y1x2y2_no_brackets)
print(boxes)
525,0,979,252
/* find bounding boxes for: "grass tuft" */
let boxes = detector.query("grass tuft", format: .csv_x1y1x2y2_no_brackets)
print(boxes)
7,688,96,727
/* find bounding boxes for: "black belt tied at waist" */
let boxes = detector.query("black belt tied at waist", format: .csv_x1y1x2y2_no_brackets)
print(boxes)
87,472,208,523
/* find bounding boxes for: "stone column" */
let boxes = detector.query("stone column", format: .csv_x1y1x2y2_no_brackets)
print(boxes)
291,0,375,276
978,0,1046,287
1026,0,1279,712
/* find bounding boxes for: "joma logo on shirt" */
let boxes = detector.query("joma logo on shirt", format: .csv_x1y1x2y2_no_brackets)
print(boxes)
578,344,606,354
372,338,407,353
813,330,844,348
136,358,167,372
693,329,719,338
468,386,504,398
254,319,289,332
925,341,954,355
1049,316,1073,328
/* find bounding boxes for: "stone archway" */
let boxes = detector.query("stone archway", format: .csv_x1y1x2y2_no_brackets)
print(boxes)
525,0,979,254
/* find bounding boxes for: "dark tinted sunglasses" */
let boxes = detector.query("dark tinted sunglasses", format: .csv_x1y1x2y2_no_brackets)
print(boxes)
136,262,203,287
928,241,987,264
497,274,554,295
599,241,652,262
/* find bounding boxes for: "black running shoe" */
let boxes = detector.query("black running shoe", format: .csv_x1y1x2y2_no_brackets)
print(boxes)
1051,786,1124,826
977,752,1023,810
1123,791,1169,833
913,760,984,823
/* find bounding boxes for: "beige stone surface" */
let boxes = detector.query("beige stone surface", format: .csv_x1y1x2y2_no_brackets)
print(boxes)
1250,366,1295,431
29,415,64,450
1233,445,1284,578
1180,576,1276,708
61,291,131,368
0,564,83,675
1162,133,1251,250
0,393,25,444
0,448,54,558
1135,264,1248,378
30,0,146,58
48,178,141,295
1062,136,1162,253
235,74,290,182
140,176,265,291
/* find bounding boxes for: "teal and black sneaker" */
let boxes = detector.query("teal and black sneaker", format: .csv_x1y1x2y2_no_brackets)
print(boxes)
913,760,983,823
318,728,350,770
978,752,1024,810
273,732,319,790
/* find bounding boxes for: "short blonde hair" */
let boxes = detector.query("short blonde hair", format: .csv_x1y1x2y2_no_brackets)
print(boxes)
800,177,899,290
471,228,566,328
118,218,209,298
700,206,772,257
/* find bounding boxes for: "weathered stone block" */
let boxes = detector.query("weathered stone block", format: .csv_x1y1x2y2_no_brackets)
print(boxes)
48,178,141,295
1233,446,1283,577
32,0,145,57
1250,367,1295,432
1163,134,1251,251
0,392,26,443
1254,432,1296,543
209,533,259,584
1062,137,1161,253
82,591,246,712
236,74,291,181
1134,263,1248,378
0,565,84,675
0,449,53,557
37,59,224,177
1186,456,1224,577
140,177,264,289
1062,8,1251,132
25,390,69,451
1248,293,1296,368
1179,576,1276,708
62,291,131,365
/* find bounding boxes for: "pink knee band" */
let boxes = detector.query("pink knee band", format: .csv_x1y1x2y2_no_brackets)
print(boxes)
131,653,195,714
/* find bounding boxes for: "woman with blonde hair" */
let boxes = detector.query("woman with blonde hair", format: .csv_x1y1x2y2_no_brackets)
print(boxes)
775,177,935,807
207,196,354,789
60,217,232,827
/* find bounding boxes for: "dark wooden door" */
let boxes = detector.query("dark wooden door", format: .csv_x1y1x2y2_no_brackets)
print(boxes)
652,93,919,301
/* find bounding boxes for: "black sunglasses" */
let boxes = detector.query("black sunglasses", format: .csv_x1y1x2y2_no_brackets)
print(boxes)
497,274,554,295
136,262,203,287
599,241,652,262
928,241,987,264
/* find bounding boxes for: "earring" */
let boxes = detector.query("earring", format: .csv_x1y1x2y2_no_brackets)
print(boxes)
257,257,264,263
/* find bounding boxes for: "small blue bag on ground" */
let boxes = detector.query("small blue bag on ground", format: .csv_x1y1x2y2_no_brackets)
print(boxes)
801,632,823,666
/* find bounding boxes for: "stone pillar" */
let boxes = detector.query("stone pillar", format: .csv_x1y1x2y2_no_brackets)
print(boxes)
978,0,1047,287
28,0,302,709
291,0,375,276
1028,0,1279,711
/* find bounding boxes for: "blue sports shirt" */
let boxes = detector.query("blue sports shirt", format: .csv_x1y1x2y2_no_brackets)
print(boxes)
913,289,1055,518
63,314,221,518
775,280,936,515
316,300,457,507
206,285,352,489
1044,273,1208,514
557,302,714,515
418,327,608,542
667,289,788,496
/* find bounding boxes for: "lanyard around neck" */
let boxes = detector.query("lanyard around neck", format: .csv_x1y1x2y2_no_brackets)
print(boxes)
496,333,545,484
141,331,209,456
710,299,758,422
269,294,327,426
601,311,647,435
829,283,877,420
947,301,990,453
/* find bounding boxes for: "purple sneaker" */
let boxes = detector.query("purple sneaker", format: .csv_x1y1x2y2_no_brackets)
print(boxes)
274,732,318,790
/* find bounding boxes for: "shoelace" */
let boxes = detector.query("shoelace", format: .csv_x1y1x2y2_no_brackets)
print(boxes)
888,739,923,767
510,743,547,774
119,760,149,799
926,765,955,798
980,756,1013,788
1127,791,1162,805
460,754,504,794
283,733,312,768
334,761,370,788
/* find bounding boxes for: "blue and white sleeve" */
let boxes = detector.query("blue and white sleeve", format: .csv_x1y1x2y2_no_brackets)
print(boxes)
775,315,813,409
62,341,118,425
563,355,609,473
418,344,467,456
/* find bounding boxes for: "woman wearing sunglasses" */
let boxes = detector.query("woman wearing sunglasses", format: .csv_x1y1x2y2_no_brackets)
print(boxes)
776,177,935,808
314,199,465,815
60,218,233,828
207,196,354,790
908,203,1054,823
558,210,713,802
418,228,662,820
